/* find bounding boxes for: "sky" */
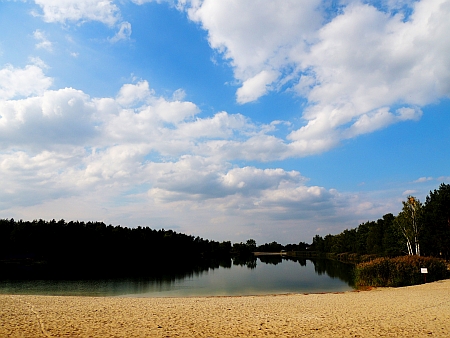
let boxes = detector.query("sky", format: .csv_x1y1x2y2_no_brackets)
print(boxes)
0,0,449,245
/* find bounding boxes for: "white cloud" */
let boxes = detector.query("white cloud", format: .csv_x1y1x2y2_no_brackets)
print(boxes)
236,70,279,104
4,2,448,243
184,0,322,96
397,107,423,121
29,56,49,69
109,21,132,43
33,0,121,26
0,58,436,241
414,177,433,183
149,160,306,200
402,189,418,196
150,97,200,124
33,29,53,51
147,157,350,229
175,112,247,139
343,106,422,138
175,0,450,156
115,80,153,107
294,1,446,144
26,0,444,159
0,64,52,100
130,0,168,4
0,63,366,241
172,88,186,101
0,87,97,149
32,0,131,44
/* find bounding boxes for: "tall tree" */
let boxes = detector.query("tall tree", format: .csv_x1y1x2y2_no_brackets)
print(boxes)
380,213,402,257
395,196,422,255
421,183,450,259
312,235,324,252
246,239,257,250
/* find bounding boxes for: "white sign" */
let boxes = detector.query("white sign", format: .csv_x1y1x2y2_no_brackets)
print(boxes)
421,268,428,274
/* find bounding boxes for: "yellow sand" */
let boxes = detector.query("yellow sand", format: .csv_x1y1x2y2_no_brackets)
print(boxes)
1,279,449,337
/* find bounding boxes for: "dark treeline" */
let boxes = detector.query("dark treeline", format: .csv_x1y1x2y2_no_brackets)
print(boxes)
310,183,450,259
1,219,308,279
231,239,309,256
0,219,231,279
230,240,311,271
310,213,401,257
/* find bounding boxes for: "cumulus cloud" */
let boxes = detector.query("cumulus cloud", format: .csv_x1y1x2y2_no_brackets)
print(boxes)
29,0,450,156
343,106,423,138
0,149,85,207
174,0,450,155
185,0,321,90
146,156,351,236
5,1,448,242
115,80,153,107
32,0,132,44
0,63,368,241
0,64,52,100
130,0,168,4
29,0,448,157
33,0,121,26
289,0,448,148
0,87,98,149
236,70,279,104
149,159,306,200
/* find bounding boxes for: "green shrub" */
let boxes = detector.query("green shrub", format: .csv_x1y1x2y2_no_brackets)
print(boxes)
355,256,449,287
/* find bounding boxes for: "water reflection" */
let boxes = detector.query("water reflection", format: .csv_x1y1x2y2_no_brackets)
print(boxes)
0,257,354,297
311,258,355,285
232,255,257,269
258,255,283,265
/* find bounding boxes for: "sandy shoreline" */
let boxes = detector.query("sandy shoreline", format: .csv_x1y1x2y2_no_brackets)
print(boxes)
1,280,449,337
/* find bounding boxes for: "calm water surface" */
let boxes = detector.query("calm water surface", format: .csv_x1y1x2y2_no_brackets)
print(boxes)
0,258,354,297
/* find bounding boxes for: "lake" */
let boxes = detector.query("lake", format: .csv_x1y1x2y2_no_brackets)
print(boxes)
0,257,354,297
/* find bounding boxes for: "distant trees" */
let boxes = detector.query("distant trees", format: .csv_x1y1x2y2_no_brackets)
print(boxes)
285,241,308,251
310,214,403,257
0,219,232,278
246,239,257,250
232,239,311,254
310,183,450,259
257,241,284,252
231,241,254,256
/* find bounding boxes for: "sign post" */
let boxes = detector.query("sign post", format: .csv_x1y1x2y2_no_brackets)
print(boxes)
421,268,428,283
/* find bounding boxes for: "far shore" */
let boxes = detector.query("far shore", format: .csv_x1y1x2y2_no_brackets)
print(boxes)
253,251,287,256
1,279,449,337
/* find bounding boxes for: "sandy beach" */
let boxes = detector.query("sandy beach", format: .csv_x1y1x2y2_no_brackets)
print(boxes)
1,280,449,337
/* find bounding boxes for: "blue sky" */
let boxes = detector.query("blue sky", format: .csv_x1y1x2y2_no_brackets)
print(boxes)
0,0,449,244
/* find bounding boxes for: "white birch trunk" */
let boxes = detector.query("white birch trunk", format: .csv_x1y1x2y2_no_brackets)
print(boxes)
406,239,413,256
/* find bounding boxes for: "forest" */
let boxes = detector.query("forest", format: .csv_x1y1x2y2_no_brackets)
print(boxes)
309,183,450,260
0,220,232,278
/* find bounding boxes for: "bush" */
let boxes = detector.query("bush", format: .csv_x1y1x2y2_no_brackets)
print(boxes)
355,256,449,287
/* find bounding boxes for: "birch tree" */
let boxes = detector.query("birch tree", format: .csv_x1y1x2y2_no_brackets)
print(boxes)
395,196,422,255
